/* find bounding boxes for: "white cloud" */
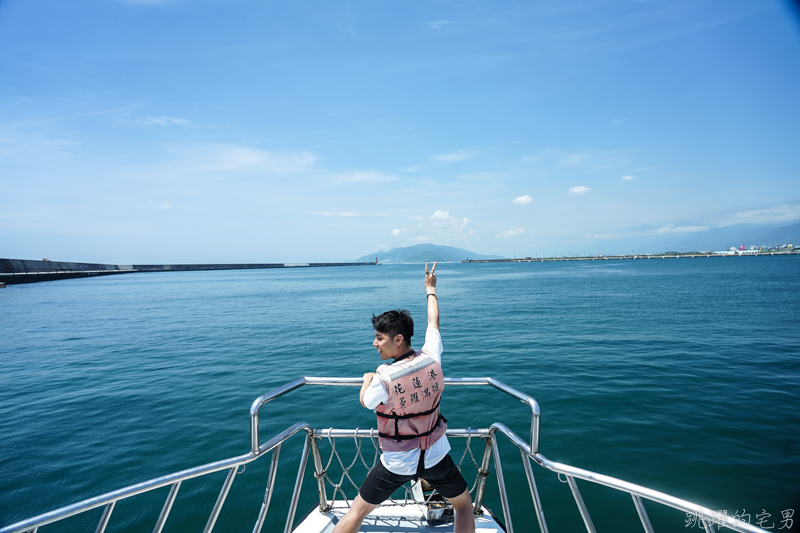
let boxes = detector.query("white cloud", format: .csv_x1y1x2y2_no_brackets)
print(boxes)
495,229,525,238
621,175,634,181
320,211,361,217
734,204,800,223
416,210,473,241
569,186,590,194
512,195,533,204
430,150,475,164
167,144,317,173
427,19,452,29
652,225,709,234
143,116,191,126
391,227,410,237
609,119,626,127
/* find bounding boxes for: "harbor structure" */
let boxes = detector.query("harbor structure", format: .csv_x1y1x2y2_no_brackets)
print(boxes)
0,258,376,285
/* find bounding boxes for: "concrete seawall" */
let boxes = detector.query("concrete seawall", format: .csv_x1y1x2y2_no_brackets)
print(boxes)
0,258,376,285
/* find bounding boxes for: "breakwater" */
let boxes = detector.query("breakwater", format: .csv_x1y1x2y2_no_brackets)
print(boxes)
0,258,376,285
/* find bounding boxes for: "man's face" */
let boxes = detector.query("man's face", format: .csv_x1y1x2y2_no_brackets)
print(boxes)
373,330,402,360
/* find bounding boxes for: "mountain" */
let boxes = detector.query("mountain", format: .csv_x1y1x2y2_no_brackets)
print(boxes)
665,222,800,252
593,222,800,256
355,243,505,263
751,222,800,247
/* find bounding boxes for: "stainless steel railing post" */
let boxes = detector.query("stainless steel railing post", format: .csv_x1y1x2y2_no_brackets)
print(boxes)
566,475,597,533
528,397,540,455
472,436,494,514
94,502,114,533
521,451,548,533
250,378,307,454
631,494,654,533
252,445,282,533
309,435,330,512
284,434,311,533
152,482,181,533
202,467,237,533
491,437,514,533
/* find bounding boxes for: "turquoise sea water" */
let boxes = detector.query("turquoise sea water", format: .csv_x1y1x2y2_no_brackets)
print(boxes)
1,257,799,532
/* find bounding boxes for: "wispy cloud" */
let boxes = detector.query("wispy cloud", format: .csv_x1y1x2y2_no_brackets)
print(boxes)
166,144,317,173
320,211,361,217
609,119,626,127
0,124,82,157
331,171,397,184
144,199,170,210
583,232,619,239
403,149,476,172
391,227,409,237
430,150,475,164
734,204,800,223
142,116,191,126
652,224,709,234
621,175,634,181
426,19,452,29
512,194,533,204
569,186,590,194
495,229,525,238
523,148,628,172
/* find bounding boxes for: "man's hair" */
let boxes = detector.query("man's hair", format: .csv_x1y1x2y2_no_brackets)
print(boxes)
372,309,414,346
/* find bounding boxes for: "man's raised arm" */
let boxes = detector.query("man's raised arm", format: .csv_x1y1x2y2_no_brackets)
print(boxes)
425,262,439,331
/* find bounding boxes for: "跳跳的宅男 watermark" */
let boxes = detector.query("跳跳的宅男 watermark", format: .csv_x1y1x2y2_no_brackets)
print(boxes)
685,508,793,529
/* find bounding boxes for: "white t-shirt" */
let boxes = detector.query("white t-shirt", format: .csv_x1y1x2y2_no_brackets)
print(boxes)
363,326,451,475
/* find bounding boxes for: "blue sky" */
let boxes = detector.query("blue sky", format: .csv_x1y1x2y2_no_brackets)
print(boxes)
1,0,799,262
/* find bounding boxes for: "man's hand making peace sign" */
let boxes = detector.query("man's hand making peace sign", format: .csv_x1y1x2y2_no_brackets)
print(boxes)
425,262,439,330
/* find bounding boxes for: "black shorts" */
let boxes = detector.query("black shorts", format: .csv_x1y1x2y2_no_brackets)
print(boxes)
359,453,468,505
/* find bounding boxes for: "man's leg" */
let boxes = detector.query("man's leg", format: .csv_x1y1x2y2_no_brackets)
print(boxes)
447,489,476,533
331,495,377,533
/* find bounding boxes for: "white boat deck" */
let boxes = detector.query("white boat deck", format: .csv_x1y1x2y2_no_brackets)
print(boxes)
294,501,505,533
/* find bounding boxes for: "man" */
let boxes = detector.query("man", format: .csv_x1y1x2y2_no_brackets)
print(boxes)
333,262,475,533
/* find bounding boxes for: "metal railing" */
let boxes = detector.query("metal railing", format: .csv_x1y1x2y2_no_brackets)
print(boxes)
1,377,769,533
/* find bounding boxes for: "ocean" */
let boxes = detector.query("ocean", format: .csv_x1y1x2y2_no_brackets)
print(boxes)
1,256,798,532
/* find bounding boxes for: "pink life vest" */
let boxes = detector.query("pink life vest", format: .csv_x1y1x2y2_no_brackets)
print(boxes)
374,350,447,452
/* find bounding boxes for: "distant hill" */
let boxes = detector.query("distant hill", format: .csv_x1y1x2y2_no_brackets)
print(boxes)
751,222,800,247
665,222,800,252
355,243,505,263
